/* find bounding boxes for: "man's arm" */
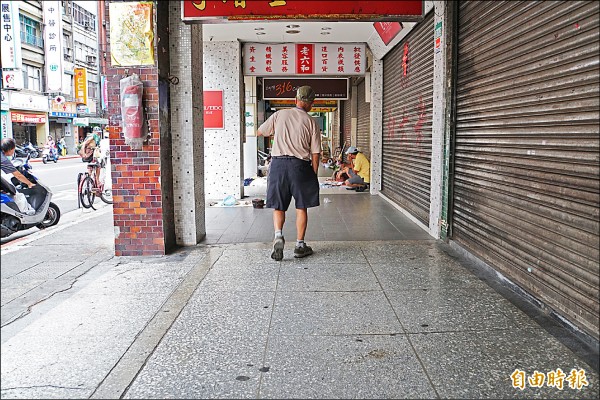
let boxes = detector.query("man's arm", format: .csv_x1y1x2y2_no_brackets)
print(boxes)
311,153,320,174
13,170,35,188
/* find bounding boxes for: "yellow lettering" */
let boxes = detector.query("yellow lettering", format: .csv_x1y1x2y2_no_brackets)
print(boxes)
269,1,286,6
547,368,566,390
566,369,589,390
527,371,545,388
510,369,526,390
192,1,206,10
234,1,246,7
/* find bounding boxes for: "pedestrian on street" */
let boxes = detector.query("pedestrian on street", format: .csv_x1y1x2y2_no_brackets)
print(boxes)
257,85,322,261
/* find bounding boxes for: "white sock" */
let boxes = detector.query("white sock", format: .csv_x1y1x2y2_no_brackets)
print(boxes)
275,230,283,239
296,240,305,248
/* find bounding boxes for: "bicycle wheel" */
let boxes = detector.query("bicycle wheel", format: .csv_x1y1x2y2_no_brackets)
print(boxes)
81,176,96,209
99,166,113,204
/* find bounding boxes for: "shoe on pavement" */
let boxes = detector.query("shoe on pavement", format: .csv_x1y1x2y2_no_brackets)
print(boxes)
271,236,285,261
294,244,313,258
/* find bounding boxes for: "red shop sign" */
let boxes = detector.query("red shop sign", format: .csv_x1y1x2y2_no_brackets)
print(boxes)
182,1,423,22
374,22,403,46
203,90,224,129
11,112,47,124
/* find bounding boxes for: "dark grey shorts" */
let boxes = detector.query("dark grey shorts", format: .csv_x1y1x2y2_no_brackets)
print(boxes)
267,157,320,211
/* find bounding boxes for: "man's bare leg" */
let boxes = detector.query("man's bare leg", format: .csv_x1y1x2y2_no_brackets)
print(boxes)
296,208,308,241
271,209,286,261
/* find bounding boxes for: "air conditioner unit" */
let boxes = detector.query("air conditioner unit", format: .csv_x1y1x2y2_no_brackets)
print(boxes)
86,55,96,64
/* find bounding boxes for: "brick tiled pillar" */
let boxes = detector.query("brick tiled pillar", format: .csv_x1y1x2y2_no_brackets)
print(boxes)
103,1,175,256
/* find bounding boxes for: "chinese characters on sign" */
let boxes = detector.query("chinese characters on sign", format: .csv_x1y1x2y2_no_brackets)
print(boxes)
43,1,64,92
74,68,88,105
510,369,589,391
109,2,155,66
1,0,22,78
243,43,365,76
182,1,423,22
203,90,224,129
373,22,403,46
10,112,47,124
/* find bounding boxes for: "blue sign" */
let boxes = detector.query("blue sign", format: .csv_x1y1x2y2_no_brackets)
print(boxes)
50,111,76,117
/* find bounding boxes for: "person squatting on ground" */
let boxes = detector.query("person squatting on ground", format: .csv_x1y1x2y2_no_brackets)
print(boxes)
257,85,322,261
1,138,35,188
343,146,370,190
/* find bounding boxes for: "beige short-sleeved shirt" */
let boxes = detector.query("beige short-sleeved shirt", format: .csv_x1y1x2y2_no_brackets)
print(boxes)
258,107,321,161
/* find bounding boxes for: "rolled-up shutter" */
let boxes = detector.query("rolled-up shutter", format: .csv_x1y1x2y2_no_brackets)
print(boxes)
382,11,434,226
342,99,352,160
356,79,371,160
453,1,600,339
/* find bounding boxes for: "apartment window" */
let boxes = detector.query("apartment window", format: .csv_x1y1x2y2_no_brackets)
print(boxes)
19,15,43,47
21,65,43,92
63,34,72,61
73,3,96,32
88,81,98,100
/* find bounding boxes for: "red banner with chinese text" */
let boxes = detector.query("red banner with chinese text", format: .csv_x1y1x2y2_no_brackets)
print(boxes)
11,112,47,124
182,1,423,22
296,44,313,74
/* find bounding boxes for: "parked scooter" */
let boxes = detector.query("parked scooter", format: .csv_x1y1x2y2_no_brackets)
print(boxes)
41,146,59,164
22,141,40,159
0,154,61,238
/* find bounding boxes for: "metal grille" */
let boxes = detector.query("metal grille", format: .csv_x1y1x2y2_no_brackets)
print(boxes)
454,0,600,339
341,99,352,161
382,11,434,226
356,79,371,160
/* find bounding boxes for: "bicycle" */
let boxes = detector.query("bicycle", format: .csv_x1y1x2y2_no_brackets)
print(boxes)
77,159,113,210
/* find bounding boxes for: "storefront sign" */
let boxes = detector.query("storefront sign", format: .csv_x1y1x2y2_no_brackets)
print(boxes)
74,67,87,105
182,1,423,22
101,75,108,110
203,90,224,129
374,22,403,46
434,21,442,54
11,112,47,124
244,43,365,76
0,0,22,69
1,90,9,110
43,1,64,92
269,99,337,108
73,117,108,127
1,110,12,138
2,69,23,90
50,99,77,117
263,78,348,100
10,92,49,112
109,2,155,66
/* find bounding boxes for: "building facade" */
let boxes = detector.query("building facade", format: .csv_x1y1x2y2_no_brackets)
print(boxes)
0,0,105,152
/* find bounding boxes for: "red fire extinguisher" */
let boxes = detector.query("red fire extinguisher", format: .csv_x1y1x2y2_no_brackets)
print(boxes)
122,84,143,139
120,74,144,148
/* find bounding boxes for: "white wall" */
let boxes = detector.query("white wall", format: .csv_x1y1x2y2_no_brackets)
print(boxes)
203,41,243,200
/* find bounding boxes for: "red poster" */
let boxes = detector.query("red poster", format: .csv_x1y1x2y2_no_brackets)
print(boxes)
373,22,403,45
182,1,423,21
203,90,224,129
296,44,313,74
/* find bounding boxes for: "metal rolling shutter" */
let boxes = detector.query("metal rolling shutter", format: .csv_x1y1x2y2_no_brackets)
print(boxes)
453,1,600,338
330,107,340,160
382,11,434,226
356,79,371,160
342,99,351,148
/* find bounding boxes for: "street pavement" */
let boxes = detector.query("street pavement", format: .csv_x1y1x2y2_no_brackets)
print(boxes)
1,205,599,399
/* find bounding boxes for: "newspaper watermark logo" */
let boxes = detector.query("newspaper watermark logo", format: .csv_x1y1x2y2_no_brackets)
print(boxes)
511,368,589,390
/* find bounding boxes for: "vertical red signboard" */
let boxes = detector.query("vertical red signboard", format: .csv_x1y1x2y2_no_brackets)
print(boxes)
296,44,314,74
204,90,224,129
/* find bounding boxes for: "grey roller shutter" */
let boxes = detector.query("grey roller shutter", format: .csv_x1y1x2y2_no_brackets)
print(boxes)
453,1,599,339
382,11,434,226
356,79,371,160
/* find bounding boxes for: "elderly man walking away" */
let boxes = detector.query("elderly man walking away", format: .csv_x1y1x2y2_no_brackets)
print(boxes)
257,85,322,261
